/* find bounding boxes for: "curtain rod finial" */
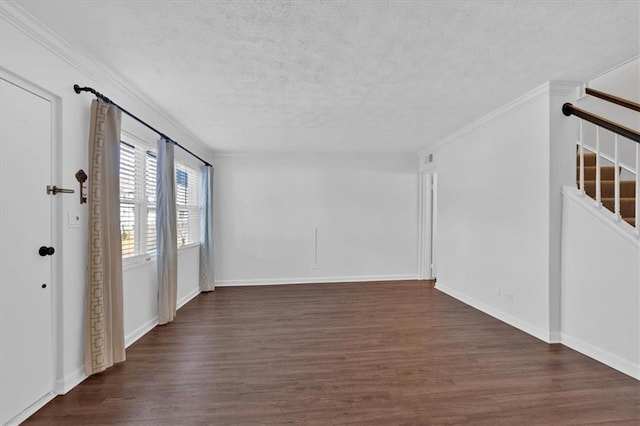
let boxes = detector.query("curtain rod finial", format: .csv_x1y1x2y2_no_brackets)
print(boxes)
73,84,82,94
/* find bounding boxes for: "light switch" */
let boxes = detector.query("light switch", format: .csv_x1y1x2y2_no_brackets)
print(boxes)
68,212,81,229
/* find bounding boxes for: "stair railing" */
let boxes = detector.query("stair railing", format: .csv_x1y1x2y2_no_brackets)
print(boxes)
563,90,640,236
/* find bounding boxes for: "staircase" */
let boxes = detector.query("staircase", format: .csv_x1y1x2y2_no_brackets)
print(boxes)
577,152,636,227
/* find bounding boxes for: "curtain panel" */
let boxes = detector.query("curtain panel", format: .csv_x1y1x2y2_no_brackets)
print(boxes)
84,99,126,376
157,138,178,325
199,165,215,292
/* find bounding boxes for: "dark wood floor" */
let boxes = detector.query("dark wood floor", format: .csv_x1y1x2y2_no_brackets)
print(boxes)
27,281,639,425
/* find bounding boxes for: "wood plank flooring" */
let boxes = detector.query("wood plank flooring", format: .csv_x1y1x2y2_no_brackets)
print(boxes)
26,281,640,425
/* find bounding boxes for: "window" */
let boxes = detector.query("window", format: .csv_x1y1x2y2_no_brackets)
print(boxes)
119,137,202,259
175,161,201,247
119,140,156,259
145,151,157,254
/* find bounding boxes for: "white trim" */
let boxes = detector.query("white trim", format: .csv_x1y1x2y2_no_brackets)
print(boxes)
435,283,554,343
417,170,425,278
585,55,640,83
124,287,201,347
55,367,86,395
417,169,437,280
177,287,201,309
562,186,640,246
560,333,639,380
123,253,155,271
548,332,561,344
216,275,420,287
3,392,57,426
125,317,159,348
211,151,416,159
582,142,637,174
420,81,579,155
123,235,199,271
0,1,211,161
121,129,157,150
178,242,200,252
55,287,201,398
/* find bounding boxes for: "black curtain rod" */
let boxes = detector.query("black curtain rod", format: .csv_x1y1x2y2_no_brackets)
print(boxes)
73,84,211,167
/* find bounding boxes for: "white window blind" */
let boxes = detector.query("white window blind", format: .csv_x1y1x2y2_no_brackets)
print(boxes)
120,142,138,257
175,162,201,247
145,151,157,254
119,140,155,259
119,138,202,260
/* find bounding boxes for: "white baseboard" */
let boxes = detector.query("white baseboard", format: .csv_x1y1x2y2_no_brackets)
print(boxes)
4,391,57,425
215,274,419,287
58,287,203,400
548,331,562,344
177,287,201,309
560,333,640,380
54,365,86,394
125,316,158,348
124,288,202,348
435,282,553,343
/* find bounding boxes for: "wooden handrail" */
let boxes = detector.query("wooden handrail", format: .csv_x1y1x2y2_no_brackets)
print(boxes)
585,87,640,112
562,103,640,143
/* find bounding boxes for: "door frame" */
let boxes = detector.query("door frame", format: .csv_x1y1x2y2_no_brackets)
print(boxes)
1,68,63,411
418,167,437,280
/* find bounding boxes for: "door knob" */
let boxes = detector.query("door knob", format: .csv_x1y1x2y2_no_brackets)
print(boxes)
39,246,55,256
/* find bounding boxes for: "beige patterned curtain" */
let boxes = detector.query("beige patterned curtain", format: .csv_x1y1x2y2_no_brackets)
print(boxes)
84,99,125,376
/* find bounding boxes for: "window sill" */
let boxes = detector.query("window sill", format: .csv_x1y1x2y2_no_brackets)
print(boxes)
178,242,200,252
123,243,200,271
123,253,154,271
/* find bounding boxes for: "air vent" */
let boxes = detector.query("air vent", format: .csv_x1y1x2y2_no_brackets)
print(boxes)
424,153,434,164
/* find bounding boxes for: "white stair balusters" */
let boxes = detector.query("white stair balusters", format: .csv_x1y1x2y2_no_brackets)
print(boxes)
614,134,620,220
595,127,601,207
635,142,639,235
578,119,585,196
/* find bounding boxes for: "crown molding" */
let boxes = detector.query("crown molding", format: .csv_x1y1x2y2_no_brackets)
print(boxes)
210,150,417,159
418,80,580,156
586,55,640,83
548,80,582,97
0,0,212,159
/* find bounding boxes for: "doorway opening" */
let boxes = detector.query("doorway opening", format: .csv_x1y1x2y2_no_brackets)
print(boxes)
419,170,437,280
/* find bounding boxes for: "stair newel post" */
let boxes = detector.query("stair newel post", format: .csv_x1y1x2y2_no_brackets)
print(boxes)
595,127,602,207
614,134,620,220
635,143,639,235
579,119,585,195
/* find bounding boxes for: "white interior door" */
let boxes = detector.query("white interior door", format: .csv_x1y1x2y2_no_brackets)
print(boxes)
420,171,437,280
430,172,437,279
0,77,55,424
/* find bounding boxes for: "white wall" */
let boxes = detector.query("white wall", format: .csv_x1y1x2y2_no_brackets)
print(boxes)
1,6,210,393
559,58,640,379
123,246,201,346
561,188,639,379
429,59,639,378
213,154,419,285
432,82,578,342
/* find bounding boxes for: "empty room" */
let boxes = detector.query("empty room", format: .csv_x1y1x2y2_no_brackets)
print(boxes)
1,0,639,424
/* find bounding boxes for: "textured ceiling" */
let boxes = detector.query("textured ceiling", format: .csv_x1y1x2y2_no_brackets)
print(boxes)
14,0,640,153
